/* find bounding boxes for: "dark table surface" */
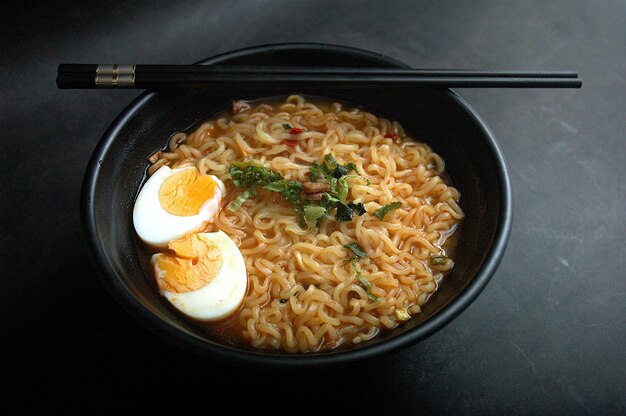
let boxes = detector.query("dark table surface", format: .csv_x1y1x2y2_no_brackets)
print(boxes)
2,0,624,413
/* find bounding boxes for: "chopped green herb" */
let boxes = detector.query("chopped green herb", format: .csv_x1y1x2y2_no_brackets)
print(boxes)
336,202,365,222
228,162,286,212
228,162,303,216
344,242,367,259
227,154,368,228
279,298,289,304
373,201,403,220
358,275,373,292
324,153,338,168
227,188,251,212
320,192,364,223
326,177,338,197
323,153,357,179
345,239,376,302
229,162,283,189
310,153,359,182
344,162,357,172
336,178,349,202
351,260,379,302
348,202,366,216
263,180,303,206
309,161,325,182
325,203,363,223
429,255,448,265
320,192,340,209
334,202,352,222
304,205,326,229
282,123,292,130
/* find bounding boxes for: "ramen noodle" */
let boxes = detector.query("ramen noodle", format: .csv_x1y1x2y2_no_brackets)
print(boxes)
140,94,463,352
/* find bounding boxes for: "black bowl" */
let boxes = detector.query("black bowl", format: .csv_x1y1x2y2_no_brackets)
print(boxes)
82,42,512,368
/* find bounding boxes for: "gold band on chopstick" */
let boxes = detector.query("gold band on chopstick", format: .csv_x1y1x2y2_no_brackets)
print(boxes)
95,64,136,87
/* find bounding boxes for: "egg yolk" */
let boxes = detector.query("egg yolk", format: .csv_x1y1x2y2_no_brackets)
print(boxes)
159,168,218,216
154,233,223,293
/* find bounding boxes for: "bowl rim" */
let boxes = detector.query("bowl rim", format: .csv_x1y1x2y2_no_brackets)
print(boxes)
81,42,512,368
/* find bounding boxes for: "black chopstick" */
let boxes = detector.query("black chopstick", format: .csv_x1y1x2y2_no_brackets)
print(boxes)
56,64,582,89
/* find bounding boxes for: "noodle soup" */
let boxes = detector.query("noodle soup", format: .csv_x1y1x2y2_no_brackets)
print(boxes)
134,95,463,353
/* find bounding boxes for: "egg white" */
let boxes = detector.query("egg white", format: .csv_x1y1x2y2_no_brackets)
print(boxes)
153,230,247,321
133,166,225,247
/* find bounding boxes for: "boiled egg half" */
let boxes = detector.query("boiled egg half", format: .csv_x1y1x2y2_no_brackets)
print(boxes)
152,230,247,321
133,166,226,247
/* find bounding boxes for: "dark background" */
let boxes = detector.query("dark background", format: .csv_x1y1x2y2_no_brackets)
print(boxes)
1,0,624,413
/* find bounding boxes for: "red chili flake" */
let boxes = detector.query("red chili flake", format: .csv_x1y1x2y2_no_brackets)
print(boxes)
304,172,311,177
289,127,306,134
215,327,225,336
384,133,401,141
281,140,299,147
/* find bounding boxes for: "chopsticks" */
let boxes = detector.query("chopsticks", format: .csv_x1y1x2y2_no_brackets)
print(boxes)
56,64,582,89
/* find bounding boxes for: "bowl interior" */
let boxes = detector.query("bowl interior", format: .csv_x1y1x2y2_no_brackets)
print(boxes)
83,43,511,366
